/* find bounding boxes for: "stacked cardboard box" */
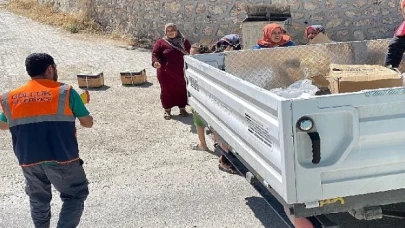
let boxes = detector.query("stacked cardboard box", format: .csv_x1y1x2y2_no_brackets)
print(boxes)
326,64,403,94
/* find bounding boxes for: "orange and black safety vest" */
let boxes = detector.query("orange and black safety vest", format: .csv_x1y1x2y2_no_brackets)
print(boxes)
0,79,79,167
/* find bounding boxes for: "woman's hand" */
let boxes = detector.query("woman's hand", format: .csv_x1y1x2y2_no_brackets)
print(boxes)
153,62,161,69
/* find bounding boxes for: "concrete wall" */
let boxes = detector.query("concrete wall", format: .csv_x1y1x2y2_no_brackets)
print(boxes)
37,0,404,46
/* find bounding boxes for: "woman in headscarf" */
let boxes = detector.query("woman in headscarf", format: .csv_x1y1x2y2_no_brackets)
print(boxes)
152,23,191,120
253,23,295,49
305,25,332,44
213,34,242,52
385,0,405,69
305,25,326,42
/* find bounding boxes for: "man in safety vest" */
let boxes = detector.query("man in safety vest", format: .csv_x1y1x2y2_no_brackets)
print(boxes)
385,0,405,69
0,53,93,228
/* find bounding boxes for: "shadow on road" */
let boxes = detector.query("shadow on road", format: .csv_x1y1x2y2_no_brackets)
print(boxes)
189,123,197,134
81,85,111,91
245,196,290,228
122,81,153,88
244,198,405,228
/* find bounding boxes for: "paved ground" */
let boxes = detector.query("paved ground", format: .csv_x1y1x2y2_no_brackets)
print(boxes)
0,7,290,228
2,6,405,228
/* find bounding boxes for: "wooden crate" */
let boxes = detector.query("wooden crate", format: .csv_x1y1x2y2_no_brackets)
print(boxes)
77,72,104,88
120,69,147,85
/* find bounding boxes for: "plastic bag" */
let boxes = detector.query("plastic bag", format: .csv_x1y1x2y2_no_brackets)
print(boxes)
270,79,319,99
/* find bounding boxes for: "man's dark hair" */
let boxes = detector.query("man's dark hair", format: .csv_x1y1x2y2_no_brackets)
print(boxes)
25,53,55,77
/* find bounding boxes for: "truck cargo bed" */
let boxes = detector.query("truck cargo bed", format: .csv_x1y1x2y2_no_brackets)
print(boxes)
185,39,405,216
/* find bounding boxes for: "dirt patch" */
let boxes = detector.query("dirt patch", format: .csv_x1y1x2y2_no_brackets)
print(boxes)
5,0,138,47
7,0,96,32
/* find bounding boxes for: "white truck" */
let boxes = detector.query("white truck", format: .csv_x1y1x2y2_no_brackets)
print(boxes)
184,39,405,227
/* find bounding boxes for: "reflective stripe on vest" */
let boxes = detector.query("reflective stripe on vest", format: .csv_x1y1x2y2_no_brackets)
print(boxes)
2,84,75,128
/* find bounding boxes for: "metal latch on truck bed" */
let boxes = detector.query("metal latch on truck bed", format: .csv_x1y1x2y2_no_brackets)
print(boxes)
296,117,321,164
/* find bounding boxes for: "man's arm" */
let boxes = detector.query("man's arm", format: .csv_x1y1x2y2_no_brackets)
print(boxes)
69,88,93,128
0,113,9,130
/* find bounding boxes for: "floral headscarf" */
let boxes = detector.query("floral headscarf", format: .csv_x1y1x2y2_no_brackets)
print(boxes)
163,23,188,54
257,23,292,48
305,25,326,40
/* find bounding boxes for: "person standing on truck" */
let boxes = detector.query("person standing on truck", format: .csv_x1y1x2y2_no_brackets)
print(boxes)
0,53,93,228
152,23,192,120
385,0,405,69
253,23,295,49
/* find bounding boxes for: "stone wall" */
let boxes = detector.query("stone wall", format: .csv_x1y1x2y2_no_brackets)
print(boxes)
36,0,404,46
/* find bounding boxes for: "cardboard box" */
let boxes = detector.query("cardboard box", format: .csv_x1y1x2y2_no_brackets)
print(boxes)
327,64,403,94
120,69,147,85
300,56,331,90
77,72,104,88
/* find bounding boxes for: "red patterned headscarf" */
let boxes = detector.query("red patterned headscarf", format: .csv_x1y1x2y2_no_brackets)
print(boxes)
305,25,326,39
257,23,291,47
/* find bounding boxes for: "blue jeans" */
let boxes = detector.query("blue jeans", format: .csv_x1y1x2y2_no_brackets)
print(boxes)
22,159,89,228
